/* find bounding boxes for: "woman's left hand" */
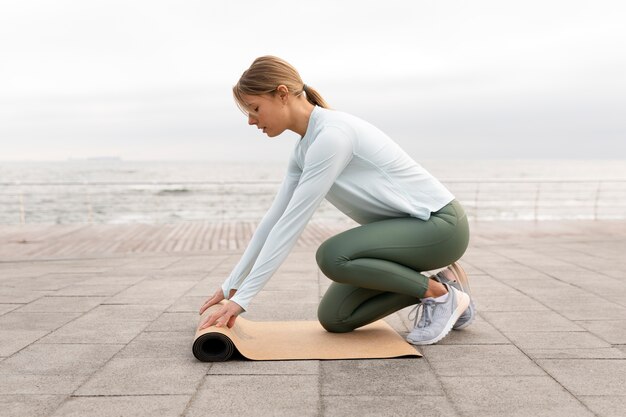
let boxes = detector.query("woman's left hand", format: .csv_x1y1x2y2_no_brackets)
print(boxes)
198,300,244,330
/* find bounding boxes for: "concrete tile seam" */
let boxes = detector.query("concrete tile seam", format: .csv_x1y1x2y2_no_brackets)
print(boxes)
415,344,465,417
207,372,320,376
472,274,600,334
475,309,598,413
534,357,626,361
62,318,172,399
180,363,217,417
320,393,457,397
68,394,191,397
486,246,622,308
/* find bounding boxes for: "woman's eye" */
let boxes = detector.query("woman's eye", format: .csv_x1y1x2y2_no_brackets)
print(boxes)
254,107,259,112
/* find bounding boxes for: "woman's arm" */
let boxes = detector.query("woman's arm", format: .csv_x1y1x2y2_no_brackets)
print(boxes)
229,127,353,311
220,155,301,298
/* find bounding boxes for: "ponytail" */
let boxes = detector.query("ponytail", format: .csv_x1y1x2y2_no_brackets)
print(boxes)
302,84,330,109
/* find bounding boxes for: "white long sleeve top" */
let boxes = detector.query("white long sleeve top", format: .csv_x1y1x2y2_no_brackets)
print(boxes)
222,106,455,311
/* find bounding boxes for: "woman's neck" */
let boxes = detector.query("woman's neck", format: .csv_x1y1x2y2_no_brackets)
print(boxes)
289,98,315,137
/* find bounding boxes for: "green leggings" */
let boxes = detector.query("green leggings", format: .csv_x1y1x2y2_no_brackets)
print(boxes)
316,199,469,333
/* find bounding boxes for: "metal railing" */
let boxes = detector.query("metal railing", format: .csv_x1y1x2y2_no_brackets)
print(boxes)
1,178,625,224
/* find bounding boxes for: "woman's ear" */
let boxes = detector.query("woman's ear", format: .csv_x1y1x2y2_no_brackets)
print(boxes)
276,84,289,103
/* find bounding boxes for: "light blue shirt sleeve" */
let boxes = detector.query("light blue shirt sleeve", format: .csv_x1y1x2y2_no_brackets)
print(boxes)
221,155,301,298
229,127,353,311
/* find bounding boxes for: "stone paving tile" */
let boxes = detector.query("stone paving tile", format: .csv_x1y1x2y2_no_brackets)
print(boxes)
0,288,51,303
143,272,207,282
440,376,595,417
185,375,319,417
105,280,197,305
39,317,151,344
505,331,613,350
115,331,191,359
264,277,321,291
146,311,198,332
0,373,91,395
0,343,122,376
243,302,320,321
158,255,227,273
83,303,167,322
167,295,208,312
538,359,626,396
575,320,626,344
107,256,181,270
579,395,626,417
320,359,442,397
559,302,626,321
481,311,585,333
0,273,89,291
468,277,550,312
14,296,106,312
473,293,549,312
49,395,191,417
0,394,66,417
421,345,544,377
0,330,49,356
0,311,81,331
0,344,122,395
322,395,459,417
55,283,129,296
75,357,208,396
79,274,147,286
207,359,319,375
251,288,320,304
523,347,625,359
0,303,21,315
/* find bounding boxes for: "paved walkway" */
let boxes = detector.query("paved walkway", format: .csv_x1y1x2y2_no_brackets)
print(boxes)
1,220,625,416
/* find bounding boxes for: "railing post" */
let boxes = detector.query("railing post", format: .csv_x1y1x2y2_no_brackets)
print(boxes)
533,182,541,222
17,181,26,225
84,181,94,224
593,181,601,221
474,182,480,222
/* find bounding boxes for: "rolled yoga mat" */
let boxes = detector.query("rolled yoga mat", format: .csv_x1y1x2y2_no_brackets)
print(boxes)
192,301,421,361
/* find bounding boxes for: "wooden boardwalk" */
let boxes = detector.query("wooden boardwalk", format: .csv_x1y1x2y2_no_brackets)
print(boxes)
0,221,355,260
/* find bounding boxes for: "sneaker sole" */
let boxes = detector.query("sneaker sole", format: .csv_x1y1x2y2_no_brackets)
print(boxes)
449,262,472,296
453,300,476,330
407,287,470,346
449,262,476,330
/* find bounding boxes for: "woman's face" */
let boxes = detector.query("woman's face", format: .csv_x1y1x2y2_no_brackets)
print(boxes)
241,92,288,138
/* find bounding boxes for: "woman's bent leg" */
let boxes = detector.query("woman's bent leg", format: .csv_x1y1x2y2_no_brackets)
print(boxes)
316,200,469,332
317,282,417,333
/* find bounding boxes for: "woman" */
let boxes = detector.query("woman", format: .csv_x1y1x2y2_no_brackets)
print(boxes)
198,56,475,345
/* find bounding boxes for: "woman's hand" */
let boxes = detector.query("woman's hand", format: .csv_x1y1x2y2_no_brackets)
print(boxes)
199,288,237,315
198,300,244,330
198,288,242,329
199,288,224,315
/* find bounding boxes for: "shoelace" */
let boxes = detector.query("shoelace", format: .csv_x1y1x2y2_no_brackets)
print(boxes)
408,299,437,329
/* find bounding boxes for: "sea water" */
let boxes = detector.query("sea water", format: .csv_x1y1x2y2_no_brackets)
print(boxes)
1,159,625,224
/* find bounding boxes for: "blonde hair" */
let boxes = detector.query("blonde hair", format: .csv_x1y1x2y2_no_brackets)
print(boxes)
233,55,330,114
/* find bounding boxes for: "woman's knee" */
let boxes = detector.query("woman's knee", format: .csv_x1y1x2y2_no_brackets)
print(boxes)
317,303,353,333
315,237,348,279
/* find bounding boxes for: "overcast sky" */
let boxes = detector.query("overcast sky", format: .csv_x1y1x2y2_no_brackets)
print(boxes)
1,0,625,161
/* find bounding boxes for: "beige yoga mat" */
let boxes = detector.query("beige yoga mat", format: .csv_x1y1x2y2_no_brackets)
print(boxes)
192,302,421,361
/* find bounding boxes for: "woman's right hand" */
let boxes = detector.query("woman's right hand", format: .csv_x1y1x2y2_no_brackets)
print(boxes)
199,288,236,315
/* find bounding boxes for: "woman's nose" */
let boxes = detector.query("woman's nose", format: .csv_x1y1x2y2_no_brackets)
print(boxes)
248,115,256,125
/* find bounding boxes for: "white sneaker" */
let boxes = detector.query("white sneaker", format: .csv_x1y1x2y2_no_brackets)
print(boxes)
406,284,470,345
